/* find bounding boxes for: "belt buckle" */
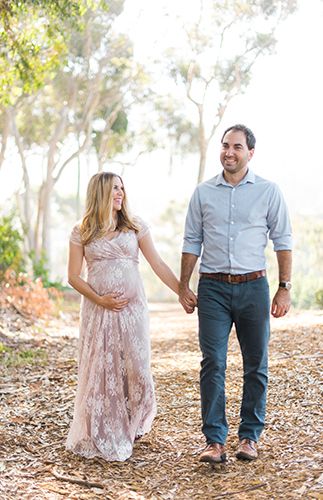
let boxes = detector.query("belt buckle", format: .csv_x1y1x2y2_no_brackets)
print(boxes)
228,274,232,283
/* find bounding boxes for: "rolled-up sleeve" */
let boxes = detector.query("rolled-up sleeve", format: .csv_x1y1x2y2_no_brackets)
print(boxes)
182,188,203,256
267,184,293,251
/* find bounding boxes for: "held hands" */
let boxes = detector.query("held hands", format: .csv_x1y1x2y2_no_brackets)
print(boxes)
271,288,291,318
97,293,129,312
179,284,198,314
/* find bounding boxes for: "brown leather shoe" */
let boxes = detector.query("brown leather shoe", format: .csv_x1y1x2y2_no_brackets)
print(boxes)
199,443,227,464
236,438,258,460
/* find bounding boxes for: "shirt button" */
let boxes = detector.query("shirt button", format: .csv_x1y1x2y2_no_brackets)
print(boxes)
232,204,235,208
232,188,235,192
230,237,233,241
231,221,234,224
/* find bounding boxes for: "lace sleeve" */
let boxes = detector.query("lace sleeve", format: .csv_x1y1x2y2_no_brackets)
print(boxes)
70,224,83,246
135,217,150,241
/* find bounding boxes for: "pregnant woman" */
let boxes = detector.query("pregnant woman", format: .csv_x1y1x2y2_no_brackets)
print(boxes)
66,172,179,461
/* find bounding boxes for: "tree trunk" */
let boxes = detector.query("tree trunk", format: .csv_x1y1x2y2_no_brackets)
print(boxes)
34,185,44,259
198,145,208,184
41,177,53,261
197,105,208,184
76,153,81,219
9,109,33,253
0,108,10,168
41,145,56,263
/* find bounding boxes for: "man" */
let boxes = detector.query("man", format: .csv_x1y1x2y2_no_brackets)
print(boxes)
179,124,292,463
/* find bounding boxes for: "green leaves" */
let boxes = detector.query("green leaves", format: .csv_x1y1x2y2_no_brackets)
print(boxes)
0,212,24,279
0,0,106,105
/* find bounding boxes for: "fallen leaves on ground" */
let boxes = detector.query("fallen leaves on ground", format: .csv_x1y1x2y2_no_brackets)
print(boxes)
0,305,322,499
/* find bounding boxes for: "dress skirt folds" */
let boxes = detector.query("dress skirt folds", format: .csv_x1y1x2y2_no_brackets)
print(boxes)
66,219,156,461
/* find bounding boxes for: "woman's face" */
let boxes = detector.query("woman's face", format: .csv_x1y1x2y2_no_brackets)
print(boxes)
112,176,124,213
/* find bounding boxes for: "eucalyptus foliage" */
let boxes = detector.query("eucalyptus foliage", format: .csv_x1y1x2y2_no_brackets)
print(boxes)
0,0,108,104
0,212,24,278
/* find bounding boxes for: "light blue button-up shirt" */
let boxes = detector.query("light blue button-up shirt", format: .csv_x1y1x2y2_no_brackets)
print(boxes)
182,169,292,274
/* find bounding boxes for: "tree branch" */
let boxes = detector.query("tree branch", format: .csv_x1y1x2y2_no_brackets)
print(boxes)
0,108,11,168
52,122,92,184
186,62,201,106
52,70,107,184
213,483,267,499
109,149,146,169
47,105,69,174
51,468,104,490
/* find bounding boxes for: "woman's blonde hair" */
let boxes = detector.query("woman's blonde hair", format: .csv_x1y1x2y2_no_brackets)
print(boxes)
80,172,139,245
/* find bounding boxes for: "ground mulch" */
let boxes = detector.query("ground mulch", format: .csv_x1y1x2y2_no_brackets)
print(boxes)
0,304,322,499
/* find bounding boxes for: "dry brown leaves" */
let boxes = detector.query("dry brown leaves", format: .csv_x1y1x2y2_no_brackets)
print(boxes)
0,304,322,499
0,270,62,320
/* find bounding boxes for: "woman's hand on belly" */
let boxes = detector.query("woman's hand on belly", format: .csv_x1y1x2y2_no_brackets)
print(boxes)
96,293,129,311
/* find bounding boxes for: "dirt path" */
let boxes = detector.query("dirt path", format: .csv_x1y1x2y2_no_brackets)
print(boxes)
0,305,322,499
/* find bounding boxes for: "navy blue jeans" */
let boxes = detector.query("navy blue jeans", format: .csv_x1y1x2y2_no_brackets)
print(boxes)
197,276,270,445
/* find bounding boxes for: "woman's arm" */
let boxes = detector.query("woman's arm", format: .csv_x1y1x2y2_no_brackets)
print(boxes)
68,242,129,311
138,232,179,295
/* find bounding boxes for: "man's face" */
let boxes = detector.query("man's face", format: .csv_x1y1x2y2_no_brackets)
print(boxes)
220,130,254,175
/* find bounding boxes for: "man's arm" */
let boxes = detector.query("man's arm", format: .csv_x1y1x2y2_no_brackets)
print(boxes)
271,250,292,318
179,252,198,314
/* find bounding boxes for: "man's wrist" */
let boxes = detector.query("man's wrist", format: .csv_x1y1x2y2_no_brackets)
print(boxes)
278,281,292,291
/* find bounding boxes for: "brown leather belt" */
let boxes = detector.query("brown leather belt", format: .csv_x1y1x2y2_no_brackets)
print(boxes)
200,270,266,284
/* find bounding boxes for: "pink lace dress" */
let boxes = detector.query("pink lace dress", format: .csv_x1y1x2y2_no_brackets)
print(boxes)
66,218,156,461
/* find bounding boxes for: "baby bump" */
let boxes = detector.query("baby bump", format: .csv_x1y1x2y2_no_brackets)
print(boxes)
88,259,141,300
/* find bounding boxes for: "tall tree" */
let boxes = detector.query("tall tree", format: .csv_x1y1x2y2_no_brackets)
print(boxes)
162,0,298,183
0,0,98,170
7,1,148,262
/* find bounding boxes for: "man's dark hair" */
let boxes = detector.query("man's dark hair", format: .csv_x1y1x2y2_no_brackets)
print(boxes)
221,124,256,150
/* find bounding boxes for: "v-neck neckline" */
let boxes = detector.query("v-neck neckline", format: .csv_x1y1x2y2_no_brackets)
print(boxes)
104,230,121,242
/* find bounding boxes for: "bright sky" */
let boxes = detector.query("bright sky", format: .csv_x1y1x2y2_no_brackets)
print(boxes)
1,0,323,220
118,0,323,218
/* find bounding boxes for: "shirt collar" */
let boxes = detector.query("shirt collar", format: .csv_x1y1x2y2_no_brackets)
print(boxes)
215,169,255,187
